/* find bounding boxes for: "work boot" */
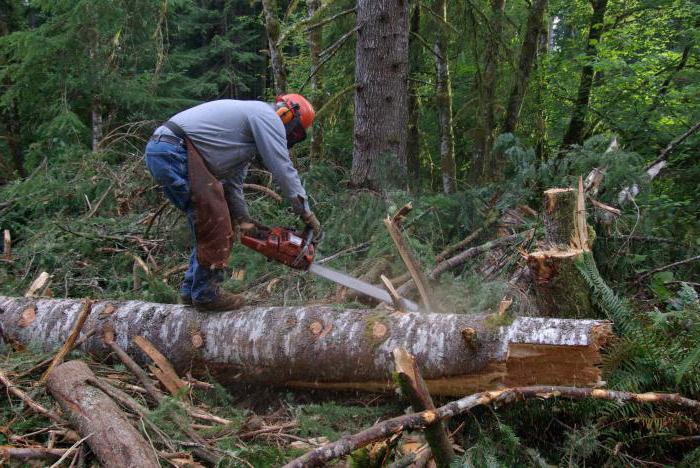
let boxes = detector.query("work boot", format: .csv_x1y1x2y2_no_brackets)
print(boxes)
179,294,193,306
193,290,245,312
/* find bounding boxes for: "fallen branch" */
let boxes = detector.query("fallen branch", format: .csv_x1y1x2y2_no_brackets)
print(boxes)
283,386,700,467
637,254,700,282
102,326,164,403
18,328,96,378
39,299,93,385
24,271,51,297
132,335,187,396
397,231,531,296
48,433,92,468
435,227,484,263
243,183,282,202
0,446,68,461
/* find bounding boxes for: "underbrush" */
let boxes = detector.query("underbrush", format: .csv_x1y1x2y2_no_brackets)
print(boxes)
1,135,699,466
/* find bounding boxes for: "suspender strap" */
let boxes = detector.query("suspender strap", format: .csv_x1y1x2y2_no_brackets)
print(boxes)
163,120,188,141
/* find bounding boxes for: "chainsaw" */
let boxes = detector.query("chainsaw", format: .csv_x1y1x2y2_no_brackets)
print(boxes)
240,225,420,312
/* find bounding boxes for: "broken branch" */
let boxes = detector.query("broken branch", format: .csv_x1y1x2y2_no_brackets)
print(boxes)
284,386,700,467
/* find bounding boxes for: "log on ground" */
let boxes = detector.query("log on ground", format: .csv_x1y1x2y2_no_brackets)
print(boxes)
46,360,160,468
1,296,612,396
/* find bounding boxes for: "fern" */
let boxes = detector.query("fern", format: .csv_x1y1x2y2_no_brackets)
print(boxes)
575,251,638,335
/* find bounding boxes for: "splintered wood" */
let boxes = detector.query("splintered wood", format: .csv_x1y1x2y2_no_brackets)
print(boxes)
384,203,436,311
132,335,187,396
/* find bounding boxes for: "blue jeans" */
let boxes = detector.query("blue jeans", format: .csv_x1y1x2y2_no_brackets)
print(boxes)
144,138,223,303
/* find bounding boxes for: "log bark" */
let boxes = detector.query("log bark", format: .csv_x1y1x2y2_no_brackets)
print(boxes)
1,297,611,396
46,360,160,468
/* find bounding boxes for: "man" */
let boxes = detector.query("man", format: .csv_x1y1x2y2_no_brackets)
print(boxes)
144,94,321,311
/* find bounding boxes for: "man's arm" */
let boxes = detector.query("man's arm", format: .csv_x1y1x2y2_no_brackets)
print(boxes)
248,111,310,215
221,164,250,221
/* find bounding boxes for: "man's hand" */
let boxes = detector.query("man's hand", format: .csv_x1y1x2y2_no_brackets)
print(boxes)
234,217,268,237
301,211,323,245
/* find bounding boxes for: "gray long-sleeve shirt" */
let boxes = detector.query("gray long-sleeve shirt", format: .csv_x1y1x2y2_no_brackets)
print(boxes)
153,100,309,219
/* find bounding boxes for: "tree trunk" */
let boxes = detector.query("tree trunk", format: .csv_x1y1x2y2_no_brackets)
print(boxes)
46,360,160,468
527,187,596,318
308,0,324,161
91,98,103,152
474,0,506,181
503,0,548,134
560,0,608,149
0,296,611,396
433,0,457,194
351,0,410,190
261,0,287,95
406,1,421,189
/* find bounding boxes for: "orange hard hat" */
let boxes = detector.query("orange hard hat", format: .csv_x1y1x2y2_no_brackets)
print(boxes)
276,93,315,129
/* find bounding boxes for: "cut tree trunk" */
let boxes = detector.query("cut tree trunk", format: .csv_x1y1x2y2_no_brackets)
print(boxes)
543,188,578,248
46,360,160,468
1,296,611,396
526,184,596,318
526,249,594,318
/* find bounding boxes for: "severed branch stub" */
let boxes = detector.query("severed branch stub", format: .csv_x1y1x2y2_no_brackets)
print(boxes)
284,386,700,468
132,335,187,396
380,274,405,311
392,348,455,467
2,229,10,262
39,299,93,386
385,204,436,312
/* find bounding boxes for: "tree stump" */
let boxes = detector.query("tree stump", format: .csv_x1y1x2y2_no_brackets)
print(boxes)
527,183,597,318
526,250,595,318
543,188,578,248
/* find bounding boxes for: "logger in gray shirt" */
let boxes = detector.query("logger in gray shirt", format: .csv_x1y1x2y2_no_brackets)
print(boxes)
145,94,321,311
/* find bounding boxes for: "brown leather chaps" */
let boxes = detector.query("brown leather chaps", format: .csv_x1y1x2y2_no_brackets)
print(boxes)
185,139,233,269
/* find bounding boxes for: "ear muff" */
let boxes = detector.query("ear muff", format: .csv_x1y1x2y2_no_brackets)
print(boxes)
276,105,295,125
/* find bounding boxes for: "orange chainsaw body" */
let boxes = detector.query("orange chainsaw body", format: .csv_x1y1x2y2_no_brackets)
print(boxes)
240,226,315,270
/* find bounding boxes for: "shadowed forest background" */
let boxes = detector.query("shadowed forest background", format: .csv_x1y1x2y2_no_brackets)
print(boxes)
1,0,699,466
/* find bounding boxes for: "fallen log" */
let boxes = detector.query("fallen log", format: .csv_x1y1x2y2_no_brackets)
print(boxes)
46,360,160,468
0,296,612,396
283,385,700,468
